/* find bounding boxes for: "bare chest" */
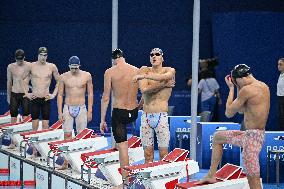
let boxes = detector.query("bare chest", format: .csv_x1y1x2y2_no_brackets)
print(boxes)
11,65,29,78
31,65,52,79
64,76,87,89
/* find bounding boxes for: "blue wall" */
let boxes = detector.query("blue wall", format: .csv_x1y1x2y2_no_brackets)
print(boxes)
212,12,284,130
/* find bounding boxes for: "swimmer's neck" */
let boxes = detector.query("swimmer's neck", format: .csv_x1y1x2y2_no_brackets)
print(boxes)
151,65,163,73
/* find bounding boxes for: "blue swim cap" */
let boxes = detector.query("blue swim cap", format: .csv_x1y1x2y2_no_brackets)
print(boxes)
69,56,80,66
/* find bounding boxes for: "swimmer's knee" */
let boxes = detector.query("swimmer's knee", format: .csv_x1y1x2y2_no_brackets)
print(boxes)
114,135,127,144
213,132,226,144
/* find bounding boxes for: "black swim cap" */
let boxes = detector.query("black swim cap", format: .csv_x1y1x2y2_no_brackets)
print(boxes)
231,64,251,79
15,49,25,60
38,47,48,54
112,49,123,59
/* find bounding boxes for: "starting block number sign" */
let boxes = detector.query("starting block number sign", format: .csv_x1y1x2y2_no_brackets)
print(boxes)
51,175,65,189
9,157,21,181
197,122,241,169
169,116,192,150
67,181,82,189
259,131,284,183
36,168,49,189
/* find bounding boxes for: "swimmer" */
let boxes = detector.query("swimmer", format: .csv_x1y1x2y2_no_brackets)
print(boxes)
197,64,270,189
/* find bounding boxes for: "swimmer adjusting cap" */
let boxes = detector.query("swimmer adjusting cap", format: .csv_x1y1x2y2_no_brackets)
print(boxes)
231,64,251,79
112,49,123,59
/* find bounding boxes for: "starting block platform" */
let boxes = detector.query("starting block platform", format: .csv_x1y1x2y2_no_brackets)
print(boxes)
0,115,32,131
176,163,251,189
81,136,144,185
0,115,43,147
47,128,108,172
0,111,11,125
19,120,64,158
0,147,108,189
123,148,199,189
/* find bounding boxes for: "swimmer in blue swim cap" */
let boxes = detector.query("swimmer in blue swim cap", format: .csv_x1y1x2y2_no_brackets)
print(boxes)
57,55,93,169
69,56,80,73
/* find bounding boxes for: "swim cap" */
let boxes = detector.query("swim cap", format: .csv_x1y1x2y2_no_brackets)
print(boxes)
150,48,163,55
231,64,251,79
112,49,123,59
69,56,80,67
38,47,47,54
15,49,25,60
38,47,48,54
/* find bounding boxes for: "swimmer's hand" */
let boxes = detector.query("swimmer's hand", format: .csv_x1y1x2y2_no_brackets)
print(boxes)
166,79,175,88
58,112,64,122
100,122,108,134
132,74,145,83
225,75,234,88
45,94,55,101
24,93,37,100
87,111,92,122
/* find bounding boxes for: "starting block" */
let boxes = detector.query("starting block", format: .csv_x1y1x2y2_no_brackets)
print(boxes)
176,163,251,189
0,115,32,130
0,116,42,147
47,128,108,172
80,136,144,185
0,111,11,125
123,148,199,189
19,120,64,158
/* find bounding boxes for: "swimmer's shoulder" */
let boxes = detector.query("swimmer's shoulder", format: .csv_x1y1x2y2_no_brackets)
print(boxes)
129,64,139,71
163,67,175,73
139,66,150,73
46,62,58,69
7,62,15,69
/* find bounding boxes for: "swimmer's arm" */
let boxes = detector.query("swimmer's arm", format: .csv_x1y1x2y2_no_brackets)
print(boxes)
225,87,248,118
138,97,144,110
20,66,31,96
87,73,94,114
51,65,60,98
236,87,244,114
101,70,111,123
139,80,167,94
138,67,167,94
57,76,64,116
144,68,175,81
6,66,12,103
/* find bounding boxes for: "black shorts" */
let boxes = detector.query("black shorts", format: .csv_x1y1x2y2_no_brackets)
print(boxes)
9,92,30,117
111,107,138,143
31,98,50,120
